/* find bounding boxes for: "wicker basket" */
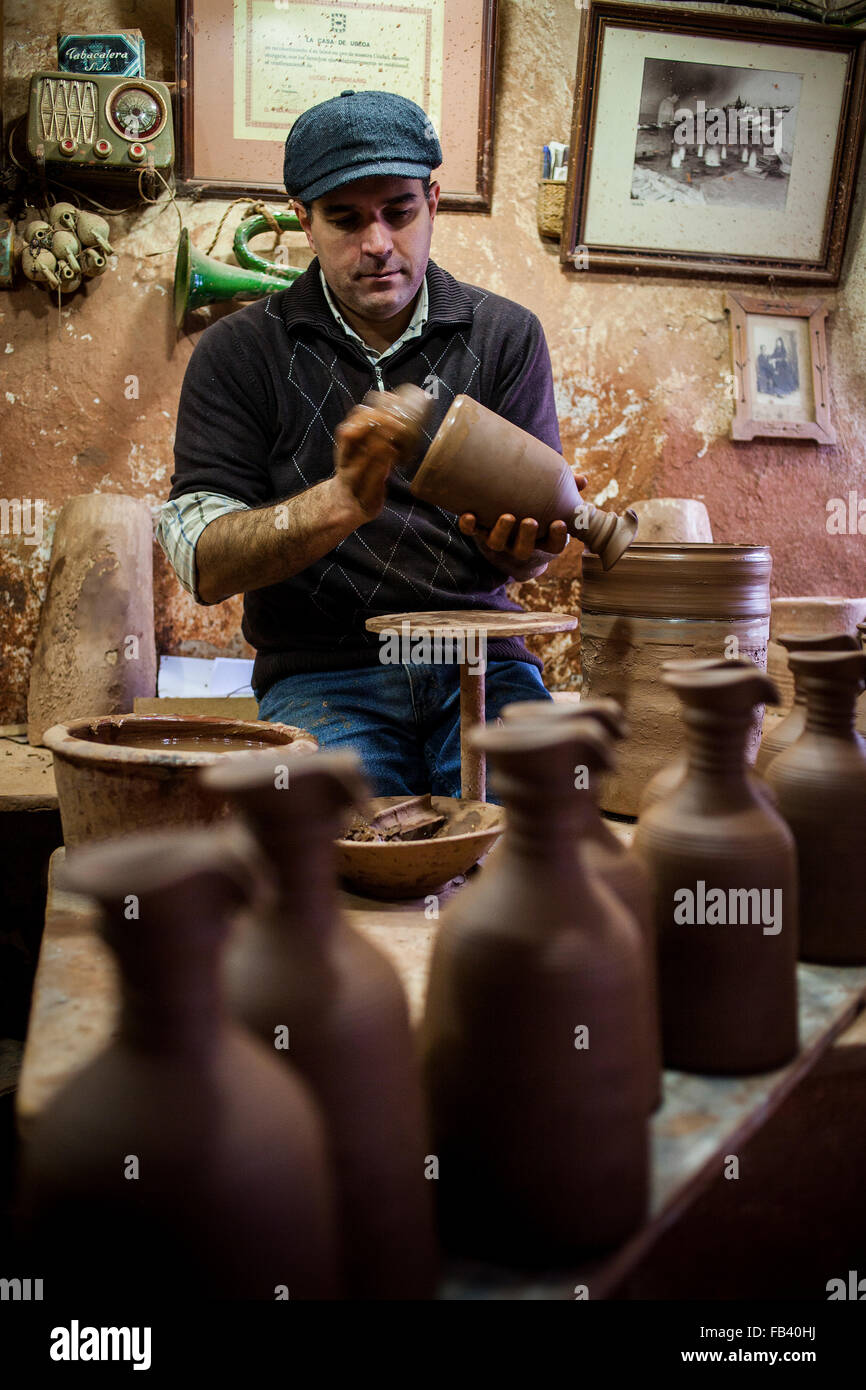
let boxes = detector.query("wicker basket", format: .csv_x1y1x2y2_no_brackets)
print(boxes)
536,178,566,239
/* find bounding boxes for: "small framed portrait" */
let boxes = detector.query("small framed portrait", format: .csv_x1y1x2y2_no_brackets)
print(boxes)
561,2,866,282
725,293,835,444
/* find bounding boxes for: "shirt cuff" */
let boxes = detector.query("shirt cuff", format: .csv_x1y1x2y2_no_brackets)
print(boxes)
156,491,250,604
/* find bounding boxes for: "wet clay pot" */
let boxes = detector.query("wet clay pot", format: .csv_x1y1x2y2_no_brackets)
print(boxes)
766,597,866,712
634,664,799,1074
502,696,661,1110
755,632,860,778
640,658,772,815
201,750,437,1300
580,544,771,816
420,719,649,1261
42,713,318,846
410,394,638,569
766,650,866,964
27,494,157,745
19,829,338,1301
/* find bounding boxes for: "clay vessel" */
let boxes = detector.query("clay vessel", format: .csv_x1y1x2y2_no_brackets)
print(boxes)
42,712,318,846
420,718,649,1261
755,631,859,778
634,664,799,1073
629,498,713,543
410,394,638,569
27,494,158,745
202,750,438,1300
766,650,866,964
19,828,339,1301
640,657,772,814
581,544,771,815
501,695,661,1110
766,597,866,711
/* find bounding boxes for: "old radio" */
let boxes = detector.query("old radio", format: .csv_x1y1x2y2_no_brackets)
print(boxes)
26,71,174,180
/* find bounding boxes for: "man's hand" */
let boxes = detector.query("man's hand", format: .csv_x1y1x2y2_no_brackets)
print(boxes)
333,404,401,522
459,472,588,579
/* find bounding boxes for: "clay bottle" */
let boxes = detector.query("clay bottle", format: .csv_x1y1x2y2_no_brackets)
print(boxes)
501,696,661,1110
639,657,770,814
756,631,860,777
201,750,437,1300
409,394,638,569
766,650,866,963
420,719,649,1261
634,665,799,1073
19,829,338,1301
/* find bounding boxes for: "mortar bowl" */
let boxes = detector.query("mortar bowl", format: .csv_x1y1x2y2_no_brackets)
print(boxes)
335,795,504,900
43,714,318,846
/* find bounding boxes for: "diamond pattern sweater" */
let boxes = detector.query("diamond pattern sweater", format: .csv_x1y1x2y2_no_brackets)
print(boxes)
169,256,564,698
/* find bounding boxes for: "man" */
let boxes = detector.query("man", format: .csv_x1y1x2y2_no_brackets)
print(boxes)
158,90,584,796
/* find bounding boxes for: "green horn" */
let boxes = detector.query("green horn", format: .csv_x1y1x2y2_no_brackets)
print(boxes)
174,217,302,329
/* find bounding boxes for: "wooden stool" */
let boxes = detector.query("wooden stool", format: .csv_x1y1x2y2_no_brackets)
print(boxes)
365,610,577,801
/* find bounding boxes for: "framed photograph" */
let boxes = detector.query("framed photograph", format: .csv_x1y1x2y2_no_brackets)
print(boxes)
561,2,866,281
725,293,835,443
175,0,499,209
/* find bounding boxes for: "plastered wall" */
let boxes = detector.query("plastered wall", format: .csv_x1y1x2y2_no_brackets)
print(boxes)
1,0,864,719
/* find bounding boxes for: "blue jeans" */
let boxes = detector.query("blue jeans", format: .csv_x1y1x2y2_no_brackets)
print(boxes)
257,660,551,799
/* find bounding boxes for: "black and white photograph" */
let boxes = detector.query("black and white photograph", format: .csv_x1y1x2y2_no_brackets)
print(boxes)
632,58,801,210
747,313,814,422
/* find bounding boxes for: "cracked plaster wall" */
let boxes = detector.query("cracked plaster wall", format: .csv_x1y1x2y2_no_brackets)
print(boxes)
1,0,864,718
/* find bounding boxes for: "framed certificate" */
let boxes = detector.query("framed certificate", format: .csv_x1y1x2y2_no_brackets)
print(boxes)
175,0,499,209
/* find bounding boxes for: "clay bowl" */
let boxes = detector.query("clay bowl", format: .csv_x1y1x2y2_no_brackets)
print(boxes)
335,796,503,900
42,714,318,846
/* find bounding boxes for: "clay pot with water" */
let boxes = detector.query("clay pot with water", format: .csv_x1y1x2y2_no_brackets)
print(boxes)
420,718,649,1261
766,650,866,964
634,663,799,1074
19,829,338,1301
201,750,437,1300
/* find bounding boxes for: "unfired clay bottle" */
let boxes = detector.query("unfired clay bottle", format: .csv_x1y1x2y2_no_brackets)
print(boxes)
420,719,649,1261
634,665,799,1074
639,657,770,814
410,395,638,569
20,829,338,1301
201,750,437,1300
502,696,661,1110
755,631,859,777
766,650,866,963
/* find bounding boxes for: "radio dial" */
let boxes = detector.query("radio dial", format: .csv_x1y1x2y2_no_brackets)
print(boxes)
94,139,112,159
128,143,146,163
59,137,77,157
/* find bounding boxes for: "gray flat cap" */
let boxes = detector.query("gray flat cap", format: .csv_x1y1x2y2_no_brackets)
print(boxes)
283,89,442,203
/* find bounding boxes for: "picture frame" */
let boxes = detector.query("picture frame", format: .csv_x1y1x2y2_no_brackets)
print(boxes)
725,292,836,443
561,2,866,282
175,0,499,210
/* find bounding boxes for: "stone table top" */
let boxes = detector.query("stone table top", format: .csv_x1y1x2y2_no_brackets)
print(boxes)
365,609,578,638
0,731,58,812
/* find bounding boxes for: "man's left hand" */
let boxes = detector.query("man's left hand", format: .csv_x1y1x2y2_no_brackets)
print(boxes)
458,472,588,578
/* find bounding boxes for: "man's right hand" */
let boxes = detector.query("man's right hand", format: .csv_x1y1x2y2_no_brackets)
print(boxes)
333,395,423,522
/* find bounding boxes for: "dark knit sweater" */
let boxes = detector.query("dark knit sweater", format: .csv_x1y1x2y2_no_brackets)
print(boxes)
170,257,563,698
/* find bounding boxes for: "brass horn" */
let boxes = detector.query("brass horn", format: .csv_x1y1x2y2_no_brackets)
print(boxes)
174,210,303,327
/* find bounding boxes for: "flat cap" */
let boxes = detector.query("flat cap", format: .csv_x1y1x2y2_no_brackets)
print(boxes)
283,89,442,203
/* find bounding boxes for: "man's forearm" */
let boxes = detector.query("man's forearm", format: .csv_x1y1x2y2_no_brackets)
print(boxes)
195,477,362,603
